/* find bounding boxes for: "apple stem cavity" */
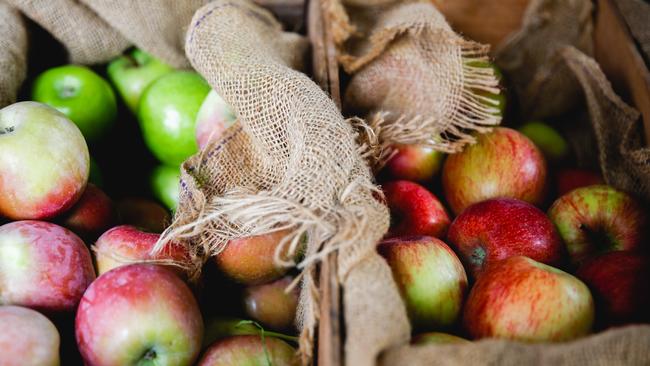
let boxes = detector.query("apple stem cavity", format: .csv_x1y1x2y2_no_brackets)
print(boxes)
580,223,616,253
470,245,487,267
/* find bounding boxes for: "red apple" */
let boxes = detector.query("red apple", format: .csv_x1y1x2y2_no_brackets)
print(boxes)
555,169,604,196
244,276,299,331
94,225,189,276
411,332,469,345
382,144,444,184
442,127,547,215
59,183,116,240
447,198,564,278
198,335,297,366
76,264,203,366
0,306,60,366
0,221,95,312
463,256,594,341
383,180,450,238
116,197,171,233
576,251,650,326
548,185,648,264
378,236,467,330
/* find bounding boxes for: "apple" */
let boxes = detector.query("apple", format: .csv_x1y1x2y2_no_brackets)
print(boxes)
378,236,467,330
411,332,469,345
382,144,444,184
518,121,569,162
138,71,211,166
195,90,237,149
202,317,298,348
463,256,594,341
447,198,564,278
88,156,104,188
548,185,648,264
555,168,604,196
243,276,299,331
576,251,650,326
198,335,297,366
442,127,547,215
151,164,180,211
94,225,189,275
107,48,174,113
32,65,116,142
0,102,89,220
466,60,506,117
59,183,116,240
383,180,450,238
214,229,297,285
0,220,95,312
0,306,60,366
116,198,171,233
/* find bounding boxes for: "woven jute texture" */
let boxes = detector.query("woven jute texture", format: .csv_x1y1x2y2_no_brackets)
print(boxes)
616,0,650,63
0,1,27,108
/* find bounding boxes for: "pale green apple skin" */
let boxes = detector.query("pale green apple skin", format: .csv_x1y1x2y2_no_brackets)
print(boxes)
195,90,237,149
519,121,569,162
0,102,89,219
107,49,174,113
378,236,468,330
412,332,470,345
0,306,60,366
138,71,211,166
150,165,180,211
198,336,297,366
32,65,116,142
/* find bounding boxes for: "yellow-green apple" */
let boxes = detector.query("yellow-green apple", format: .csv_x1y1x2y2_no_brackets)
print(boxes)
576,251,650,327
0,306,60,366
378,236,467,330
0,102,89,220
382,144,444,184
555,169,604,196
138,71,211,166
195,90,237,149
383,180,450,238
447,198,563,278
32,65,116,142
0,221,95,312
548,185,648,264
116,198,170,233
75,264,203,366
244,276,299,331
214,229,294,285
198,336,297,366
466,60,506,117
412,332,470,345
442,127,547,215
202,317,298,348
89,156,104,188
107,48,173,113
150,164,180,211
463,256,594,341
518,121,569,162
59,183,116,240
94,225,189,275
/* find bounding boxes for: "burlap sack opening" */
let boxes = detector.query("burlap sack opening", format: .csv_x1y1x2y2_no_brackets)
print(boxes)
0,1,27,108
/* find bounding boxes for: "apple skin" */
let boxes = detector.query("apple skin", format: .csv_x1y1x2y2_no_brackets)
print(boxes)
411,332,469,345
382,144,444,184
576,251,650,327
138,71,211,166
0,102,89,220
0,306,60,366
107,48,173,113
116,198,170,233
378,236,468,330
198,335,297,366
442,127,547,215
195,90,237,149
76,264,203,366
59,183,116,240
463,256,594,342
555,169,604,196
548,185,648,264
383,180,451,238
0,221,95,312
94,225,189,275
466,60,506,117
243,276,299,331
150,164,180,212
518,121,569,162
32,65,116,142
447,198,564,278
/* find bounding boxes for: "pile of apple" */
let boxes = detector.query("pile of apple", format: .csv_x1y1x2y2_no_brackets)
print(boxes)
0,49,301,365
377,65,649,343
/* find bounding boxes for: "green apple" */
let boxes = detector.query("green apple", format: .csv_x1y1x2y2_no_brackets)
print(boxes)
466,59,506,117
139,71,211,165
89,156,103,188
519,121,569,162
151,164,180,211
32,65,116,142
107,49,174,113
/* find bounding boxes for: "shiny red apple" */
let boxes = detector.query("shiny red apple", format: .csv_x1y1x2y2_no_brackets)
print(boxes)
383,180,450,238
59,183,116,240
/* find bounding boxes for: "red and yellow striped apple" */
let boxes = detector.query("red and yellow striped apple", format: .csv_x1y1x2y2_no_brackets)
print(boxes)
383,180,450,238
59,183,116,240
383,144,444,184
198,335,297,366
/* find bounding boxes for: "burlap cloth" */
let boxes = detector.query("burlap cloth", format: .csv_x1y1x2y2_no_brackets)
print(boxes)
0,1,27,107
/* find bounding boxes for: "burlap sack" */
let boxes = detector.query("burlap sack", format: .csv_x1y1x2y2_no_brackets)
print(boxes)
615,0,650,62
0,1,27,108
